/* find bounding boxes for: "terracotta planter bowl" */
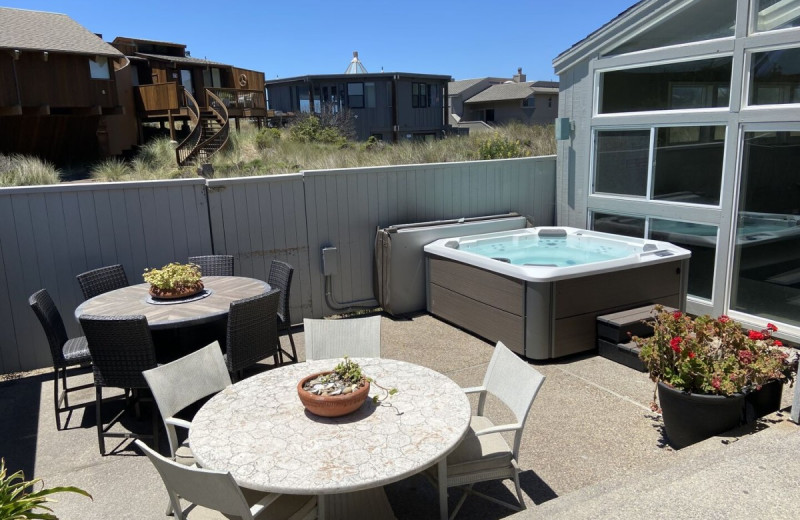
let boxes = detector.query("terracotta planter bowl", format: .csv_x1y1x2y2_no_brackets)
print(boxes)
148,281,204,300
297,371,370,418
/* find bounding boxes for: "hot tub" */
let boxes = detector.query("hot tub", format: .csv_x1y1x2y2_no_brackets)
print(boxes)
424,227,691,359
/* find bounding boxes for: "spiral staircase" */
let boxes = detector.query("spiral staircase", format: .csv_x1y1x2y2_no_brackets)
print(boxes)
175,88,230,167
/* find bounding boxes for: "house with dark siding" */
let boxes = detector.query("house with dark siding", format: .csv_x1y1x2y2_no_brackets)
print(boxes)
265,54,451,142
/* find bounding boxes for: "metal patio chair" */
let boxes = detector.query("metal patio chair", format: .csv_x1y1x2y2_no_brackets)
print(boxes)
267,259,297,363
29,288,93,430
135,440,317,520
435,341,545,519
76,264,129,300
303,315,381,361
188,255,234,277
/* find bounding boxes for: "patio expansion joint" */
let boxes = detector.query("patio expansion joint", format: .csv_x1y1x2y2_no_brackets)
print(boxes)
552,365,654,414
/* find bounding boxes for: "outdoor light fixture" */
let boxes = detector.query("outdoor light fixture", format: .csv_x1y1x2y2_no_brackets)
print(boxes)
43,51,48,62
13,49,20,60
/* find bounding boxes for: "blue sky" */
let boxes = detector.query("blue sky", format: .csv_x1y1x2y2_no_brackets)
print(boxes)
4,0,636,81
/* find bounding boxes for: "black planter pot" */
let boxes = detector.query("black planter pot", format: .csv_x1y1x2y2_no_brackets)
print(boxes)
657,382,745,449
744,380,784,423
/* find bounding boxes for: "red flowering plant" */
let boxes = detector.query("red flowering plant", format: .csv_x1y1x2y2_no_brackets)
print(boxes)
635,306,797,398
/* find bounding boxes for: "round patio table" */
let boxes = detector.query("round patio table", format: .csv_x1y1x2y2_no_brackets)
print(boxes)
189,358,472,520
74,276,270,329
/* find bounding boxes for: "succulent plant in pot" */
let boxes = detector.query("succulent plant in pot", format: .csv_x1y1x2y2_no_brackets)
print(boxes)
634,305,797,448
143,262,203,299
297,357,397,418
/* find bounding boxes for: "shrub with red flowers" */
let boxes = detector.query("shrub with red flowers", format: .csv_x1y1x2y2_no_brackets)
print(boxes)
635,306,797,397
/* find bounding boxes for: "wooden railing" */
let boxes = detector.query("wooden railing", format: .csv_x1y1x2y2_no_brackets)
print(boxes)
206,88,266,111
175,88,202,166
197,89,230,156
135,82,181,112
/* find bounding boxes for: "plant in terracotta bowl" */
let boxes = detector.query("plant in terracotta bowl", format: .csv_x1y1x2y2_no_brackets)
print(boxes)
297,357,397,417
634,305,797,448
143,262,203,299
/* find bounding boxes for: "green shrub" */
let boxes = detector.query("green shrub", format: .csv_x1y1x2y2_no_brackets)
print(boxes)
288,114,347,146
478,133,531,160
0,154,61,186
255,128,282,149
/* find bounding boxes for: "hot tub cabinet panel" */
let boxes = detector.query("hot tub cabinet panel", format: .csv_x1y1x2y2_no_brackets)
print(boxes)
424,227,691,360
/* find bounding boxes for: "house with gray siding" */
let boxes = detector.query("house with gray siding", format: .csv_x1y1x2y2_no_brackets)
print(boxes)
449,69,559,129
552,0,800,341
265,68,451,142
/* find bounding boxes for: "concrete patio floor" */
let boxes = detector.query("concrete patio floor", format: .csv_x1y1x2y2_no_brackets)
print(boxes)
1,312,798,519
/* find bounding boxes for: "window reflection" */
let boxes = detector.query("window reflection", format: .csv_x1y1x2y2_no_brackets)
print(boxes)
753,0,800,32
749,48,800,105
731,131,800,326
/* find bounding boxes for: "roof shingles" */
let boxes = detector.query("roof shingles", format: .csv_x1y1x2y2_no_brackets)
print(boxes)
464,82,558,104
0,7,122,57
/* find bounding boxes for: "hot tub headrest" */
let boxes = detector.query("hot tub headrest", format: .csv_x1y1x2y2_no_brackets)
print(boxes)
643,243,658,252
537,228,567,238
444,240,460,249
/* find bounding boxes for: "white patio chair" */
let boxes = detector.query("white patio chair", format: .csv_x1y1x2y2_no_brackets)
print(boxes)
303,316,381,360
436,341,545,519
143,342,232,465
135,440,316,520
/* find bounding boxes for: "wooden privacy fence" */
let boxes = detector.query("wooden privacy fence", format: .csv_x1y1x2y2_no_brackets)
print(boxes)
0,156,556,373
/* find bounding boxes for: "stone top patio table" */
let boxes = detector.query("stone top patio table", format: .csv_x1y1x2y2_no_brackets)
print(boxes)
189,357,472,520
74,276,270,330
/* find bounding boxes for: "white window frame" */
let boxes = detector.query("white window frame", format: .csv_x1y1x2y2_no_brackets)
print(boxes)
749,0,800,35
742,42,800,111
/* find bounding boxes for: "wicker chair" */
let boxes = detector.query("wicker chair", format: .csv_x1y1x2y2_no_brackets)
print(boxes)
79,314,159,455
267,260,297,363
188,255,234,277
225,289,280,381
135,440,317,520
434,341,545,519
303,316,381,361
76,264,129,300
29,289,93,430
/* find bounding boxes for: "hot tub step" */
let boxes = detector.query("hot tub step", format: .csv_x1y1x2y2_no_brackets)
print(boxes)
596,304,675,344
598,339,646,372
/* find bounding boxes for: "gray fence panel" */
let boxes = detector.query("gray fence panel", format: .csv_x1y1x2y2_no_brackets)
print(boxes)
0,157,555,374
303,156,556,317
207,175,313,325
0,179,212,373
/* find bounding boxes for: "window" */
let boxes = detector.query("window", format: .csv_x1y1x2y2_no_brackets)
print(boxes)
522,97,535,108
365,82,376,108
484,109,495,122
753,0,800,32
180,69,194,96
348,83,364,108
594,130,650,196
297,85,310,113
89,56,110,79
599,57,732,113
653,126,724,205
604,0,735,56
749,48,800,105
412,82,429,108
731,130,800,326
590,211,718,301
548,97,552,108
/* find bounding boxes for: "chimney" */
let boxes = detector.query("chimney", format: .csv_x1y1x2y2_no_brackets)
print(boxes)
513,67,526,83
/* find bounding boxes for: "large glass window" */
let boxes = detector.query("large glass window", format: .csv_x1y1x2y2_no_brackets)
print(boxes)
650,219,718,301
753,0,800,32
653,126,724,205
731,131,800,327
749,48,800,105
606,0,735,55
594,130,650,196
347,83,364,108
590,212,718,301
599,57,732,113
